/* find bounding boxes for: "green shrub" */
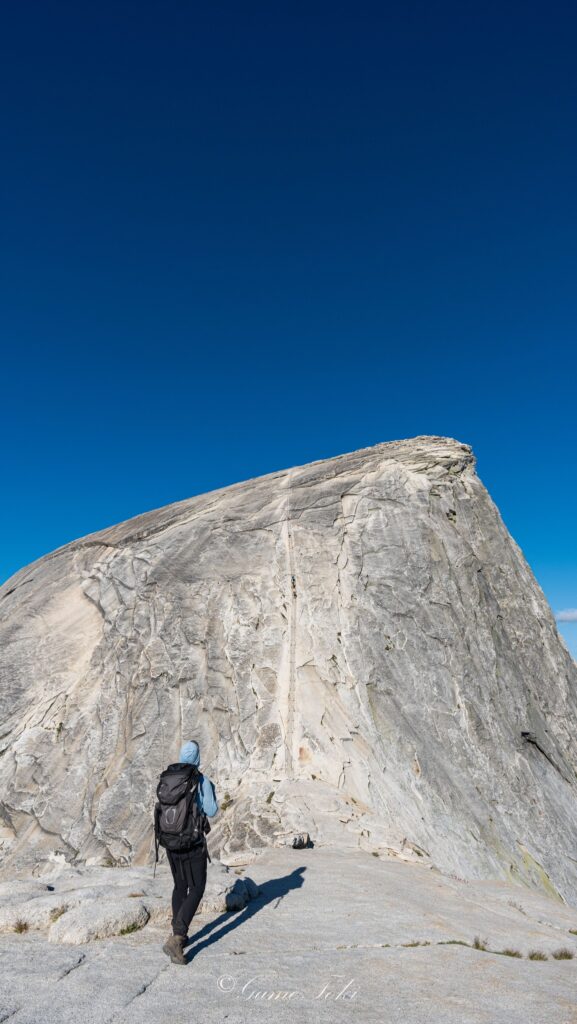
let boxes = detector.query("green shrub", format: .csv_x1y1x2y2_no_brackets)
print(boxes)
552,948,574,960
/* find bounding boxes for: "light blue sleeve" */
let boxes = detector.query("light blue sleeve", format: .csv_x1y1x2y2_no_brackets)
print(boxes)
197,774,219,817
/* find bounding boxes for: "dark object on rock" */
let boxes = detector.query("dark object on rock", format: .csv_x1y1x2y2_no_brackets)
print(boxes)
292,833,312,849
521,732,571,783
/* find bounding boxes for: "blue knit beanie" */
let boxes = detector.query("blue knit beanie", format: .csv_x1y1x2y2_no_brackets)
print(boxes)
179,740,200,766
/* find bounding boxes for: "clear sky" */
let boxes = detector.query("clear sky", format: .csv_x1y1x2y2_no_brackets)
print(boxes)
1,2,576,657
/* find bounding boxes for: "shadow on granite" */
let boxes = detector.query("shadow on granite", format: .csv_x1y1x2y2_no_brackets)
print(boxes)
185,864,306,961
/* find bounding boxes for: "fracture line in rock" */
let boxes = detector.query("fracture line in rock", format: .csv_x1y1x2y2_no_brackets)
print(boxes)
279,469,297,777
286,519,297,777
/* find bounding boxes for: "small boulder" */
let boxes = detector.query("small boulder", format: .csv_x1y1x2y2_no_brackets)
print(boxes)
48,898,149,944
243,876,260,899
0,892,89,933
225,878,250,912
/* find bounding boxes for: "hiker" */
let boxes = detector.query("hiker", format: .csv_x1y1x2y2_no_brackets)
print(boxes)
154,739,218,965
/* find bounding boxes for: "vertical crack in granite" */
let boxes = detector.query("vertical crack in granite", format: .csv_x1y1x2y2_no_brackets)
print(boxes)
275,467,298,779
285,477,298,778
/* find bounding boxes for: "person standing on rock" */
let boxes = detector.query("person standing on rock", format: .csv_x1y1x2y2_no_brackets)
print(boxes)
154,739,218,965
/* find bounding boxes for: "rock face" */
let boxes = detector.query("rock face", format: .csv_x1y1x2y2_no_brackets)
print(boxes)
1,436,576,902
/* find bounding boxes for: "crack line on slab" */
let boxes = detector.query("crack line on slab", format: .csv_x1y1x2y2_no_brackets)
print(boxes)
107,962,171,1020
57,952,87,979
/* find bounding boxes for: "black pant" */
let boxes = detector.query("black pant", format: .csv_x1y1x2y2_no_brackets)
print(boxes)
166,845,208,937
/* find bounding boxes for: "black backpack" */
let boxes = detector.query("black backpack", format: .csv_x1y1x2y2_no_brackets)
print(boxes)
153,763,211,875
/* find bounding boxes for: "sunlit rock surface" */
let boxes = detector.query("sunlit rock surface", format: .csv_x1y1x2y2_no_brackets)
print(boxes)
1,847,577,1023
1,436,576,903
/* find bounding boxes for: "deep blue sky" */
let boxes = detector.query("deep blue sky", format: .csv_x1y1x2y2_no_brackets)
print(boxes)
1,2,576,655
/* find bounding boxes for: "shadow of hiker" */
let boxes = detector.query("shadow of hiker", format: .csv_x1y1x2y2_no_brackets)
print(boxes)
185,866,306,961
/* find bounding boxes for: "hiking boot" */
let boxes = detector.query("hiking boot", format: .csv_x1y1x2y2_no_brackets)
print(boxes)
162,933,187,965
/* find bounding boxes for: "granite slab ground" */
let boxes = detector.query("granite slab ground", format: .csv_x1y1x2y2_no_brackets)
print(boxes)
1,847,576,1024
